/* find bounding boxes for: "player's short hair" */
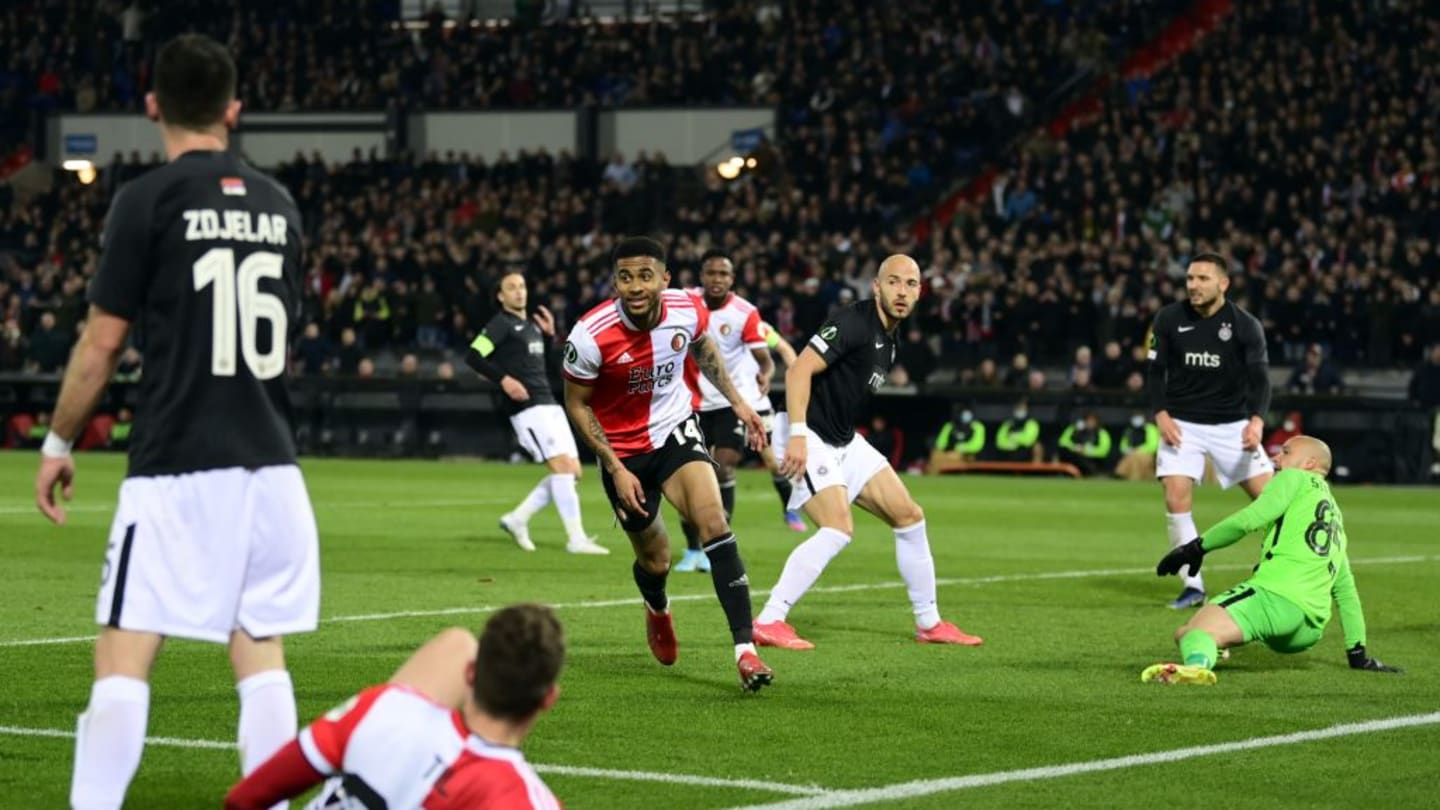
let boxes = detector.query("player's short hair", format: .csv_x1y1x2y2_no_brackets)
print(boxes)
699,248,732,267
612,236,667,267
153,35,236,131
1189,252,1229,276
473,604,565,722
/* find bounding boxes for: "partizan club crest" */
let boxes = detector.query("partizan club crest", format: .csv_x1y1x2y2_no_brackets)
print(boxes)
1218,322,1233,342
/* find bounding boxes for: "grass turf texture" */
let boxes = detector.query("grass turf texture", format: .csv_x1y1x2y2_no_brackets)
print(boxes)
0,450,1435,809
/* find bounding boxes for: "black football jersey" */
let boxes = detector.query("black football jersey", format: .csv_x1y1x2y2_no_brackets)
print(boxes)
88,150,303,476
803,299,897,445
1147,299,1267,424
476,310,555,416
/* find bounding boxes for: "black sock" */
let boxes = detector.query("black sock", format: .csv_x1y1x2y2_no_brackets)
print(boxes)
702,533,754,644
681,520,701,551
771,475,793,510
632,561,669,612
720,478,736,520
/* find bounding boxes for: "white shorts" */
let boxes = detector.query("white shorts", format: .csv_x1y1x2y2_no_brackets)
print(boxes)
1156,418,1274,489
771,412,890,511
96,465,321,643
510,404,578,463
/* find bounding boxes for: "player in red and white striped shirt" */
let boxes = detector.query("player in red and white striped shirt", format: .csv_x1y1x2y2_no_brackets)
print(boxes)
562,236,775,692
674,250,808,573
226,605,564,810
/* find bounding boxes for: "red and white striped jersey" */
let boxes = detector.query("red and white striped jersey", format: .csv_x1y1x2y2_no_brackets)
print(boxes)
562,291,706,457
298,684,560,810
686,290,769,412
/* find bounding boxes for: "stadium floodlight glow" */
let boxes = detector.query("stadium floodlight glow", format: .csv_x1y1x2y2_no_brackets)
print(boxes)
745,158,757,169
717,156,744,180
62,159,94,171
76,165,97,185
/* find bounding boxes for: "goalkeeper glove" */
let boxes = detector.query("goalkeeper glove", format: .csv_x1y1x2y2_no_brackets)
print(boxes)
1156,538,1205,577
1347,644,1403,674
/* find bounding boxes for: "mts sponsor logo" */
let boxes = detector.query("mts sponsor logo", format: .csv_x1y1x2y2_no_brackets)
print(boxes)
1184,351,1222,368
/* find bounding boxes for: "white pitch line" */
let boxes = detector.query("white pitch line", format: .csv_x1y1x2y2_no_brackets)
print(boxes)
0,724,828,796
0,497,513,515
723,712,1440,810
2,555,1433,648
0,724,236,750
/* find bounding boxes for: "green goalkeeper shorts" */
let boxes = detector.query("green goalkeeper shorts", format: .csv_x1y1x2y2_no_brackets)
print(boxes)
1212,582,1324,654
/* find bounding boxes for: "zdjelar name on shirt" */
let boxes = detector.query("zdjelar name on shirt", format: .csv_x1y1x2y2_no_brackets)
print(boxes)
182,209,289,245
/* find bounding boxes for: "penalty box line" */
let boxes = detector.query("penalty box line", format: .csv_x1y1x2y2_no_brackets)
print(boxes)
2,555,1434,648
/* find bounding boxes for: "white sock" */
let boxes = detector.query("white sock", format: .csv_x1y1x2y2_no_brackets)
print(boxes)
511,477,552,522
71,676,149,810
549,473,587,542
1166,511,1204,591
734,642,756,662
757,527,850,624
237,669,298,807
894,521,942,629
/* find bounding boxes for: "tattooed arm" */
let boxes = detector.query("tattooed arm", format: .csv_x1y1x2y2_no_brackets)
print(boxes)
691,333,767,451
564,380,624,474
690,333,747,410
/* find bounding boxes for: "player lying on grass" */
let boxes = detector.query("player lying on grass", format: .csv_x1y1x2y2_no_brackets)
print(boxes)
1143,436,1402,685
226,604,563,809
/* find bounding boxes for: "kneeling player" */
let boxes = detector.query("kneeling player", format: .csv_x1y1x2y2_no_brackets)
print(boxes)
1144,436,1402,685
227,604,564,809
562,237,774,691
754,255,983,650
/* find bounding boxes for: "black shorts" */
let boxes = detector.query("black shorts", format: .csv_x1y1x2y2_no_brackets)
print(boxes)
698,407,747,452
601,415,715,532
698,407,775,453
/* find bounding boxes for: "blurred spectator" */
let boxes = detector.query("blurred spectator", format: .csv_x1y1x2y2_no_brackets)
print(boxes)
860,414,905,469
295,323,332,376
1057,411,1112,476
0,316,24,371
931,404,985,470
109,407,134,451
1286,344,1343,395
994,398,1042,463
336,328,364,375
357,357,377,379
1264,411,1305,458
895,328,936,386
25,312,71,373
1115,412,1160,481
1093,341,1129,389
113,346,142,382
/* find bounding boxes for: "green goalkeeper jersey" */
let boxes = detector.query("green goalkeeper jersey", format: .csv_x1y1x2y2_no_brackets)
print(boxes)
1198,468,1366,645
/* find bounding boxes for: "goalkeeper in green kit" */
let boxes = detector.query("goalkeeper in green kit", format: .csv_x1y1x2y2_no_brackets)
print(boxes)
1142,436,1403,685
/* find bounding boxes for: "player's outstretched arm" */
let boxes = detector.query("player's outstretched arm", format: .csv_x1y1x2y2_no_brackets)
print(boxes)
35,306,130,525
388,627,479,710
563,380,645,516
1330,556,1400,672
779,347,828,479
692,334,766,450
751,345,776,396
764,323,798,368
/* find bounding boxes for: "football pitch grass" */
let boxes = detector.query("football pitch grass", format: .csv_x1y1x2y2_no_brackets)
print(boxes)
1,450,1436,808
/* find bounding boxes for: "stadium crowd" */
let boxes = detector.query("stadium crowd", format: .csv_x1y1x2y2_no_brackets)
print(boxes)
1,0,1437,397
